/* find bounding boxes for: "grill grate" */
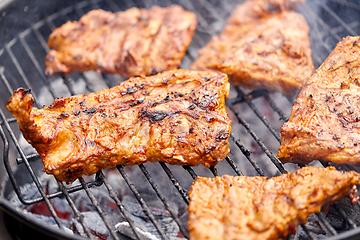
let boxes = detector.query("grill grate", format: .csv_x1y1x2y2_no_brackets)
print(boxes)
1,0,360,239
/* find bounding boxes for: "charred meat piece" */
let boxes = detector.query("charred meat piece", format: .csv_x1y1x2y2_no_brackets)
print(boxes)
45,5,197,78
191,0,313,98
7,70,231,183
278,36,360,165
188,166,360,240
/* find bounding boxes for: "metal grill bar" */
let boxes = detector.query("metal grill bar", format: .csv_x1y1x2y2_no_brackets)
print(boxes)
312,212,337,236
0,109,64,229
225,155,243,176
32,22,50,52
302,225,319,240
90,0,103,9
298,4,338,65
56,179,95,239
0,66,12,95
46,13,59,31
78,176,120,240
209,166,220,176
234,87,282,143
0,65,20,96
182,165,197,180
10,175,102,204
302,3,342,42
74,2,86,17
228,103,287,174
335,164,360,211
219,0,234,14
193,0,223,22
97,171,142,240
312,162,360,230
161,163,190,204
333,204,357,229
18,32,57,99
117,165,169,240
138,164,189,238
334,166,360,226
329,0,360,10
318,1,357,36
105,0,121,11
230,133,266,176
60,74,77,96
172,0,210,32
6,153,104,205
263,94,289,122
240,89,273,100
317,213,338,236
5,43,40,105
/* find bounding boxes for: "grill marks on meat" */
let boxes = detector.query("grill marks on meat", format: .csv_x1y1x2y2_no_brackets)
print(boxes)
45,5,197,78
278,36,360,165
6,70,231,183
191,0,313,98
188,166,360,240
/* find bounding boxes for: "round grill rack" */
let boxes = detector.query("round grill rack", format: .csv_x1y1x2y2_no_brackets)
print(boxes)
1,0,360,239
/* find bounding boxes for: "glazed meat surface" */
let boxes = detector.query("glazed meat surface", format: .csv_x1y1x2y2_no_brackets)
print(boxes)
45,5,197,78
7,70,231,183
278,36,360,165
188,166,360,240
191,0,313,98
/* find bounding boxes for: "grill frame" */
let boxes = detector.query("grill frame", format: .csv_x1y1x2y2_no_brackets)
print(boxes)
1,0,360,239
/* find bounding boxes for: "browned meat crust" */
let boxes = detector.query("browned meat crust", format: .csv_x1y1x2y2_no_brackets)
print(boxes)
45,5,197,78
190,0,313,98
6,70,231,183
188,166,360,240
278,36,360,165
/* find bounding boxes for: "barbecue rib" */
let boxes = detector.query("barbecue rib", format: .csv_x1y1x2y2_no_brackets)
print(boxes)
188,166,360,240
7,70,231,183
278,36,360,165
45,5,197,78
190,0,313,98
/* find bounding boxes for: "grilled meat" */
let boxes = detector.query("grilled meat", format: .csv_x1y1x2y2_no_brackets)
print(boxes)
6,70,231,183
45,5,197,78
278,36,360,165
191,0,313,98
188,166,360,240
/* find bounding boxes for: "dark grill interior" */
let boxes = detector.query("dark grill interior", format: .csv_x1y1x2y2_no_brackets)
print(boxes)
1,0,360,239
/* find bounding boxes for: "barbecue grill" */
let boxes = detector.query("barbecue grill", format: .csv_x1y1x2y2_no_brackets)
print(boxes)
1,0,360,239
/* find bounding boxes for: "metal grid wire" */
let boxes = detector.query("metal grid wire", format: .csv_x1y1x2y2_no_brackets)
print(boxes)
0,0,360,239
